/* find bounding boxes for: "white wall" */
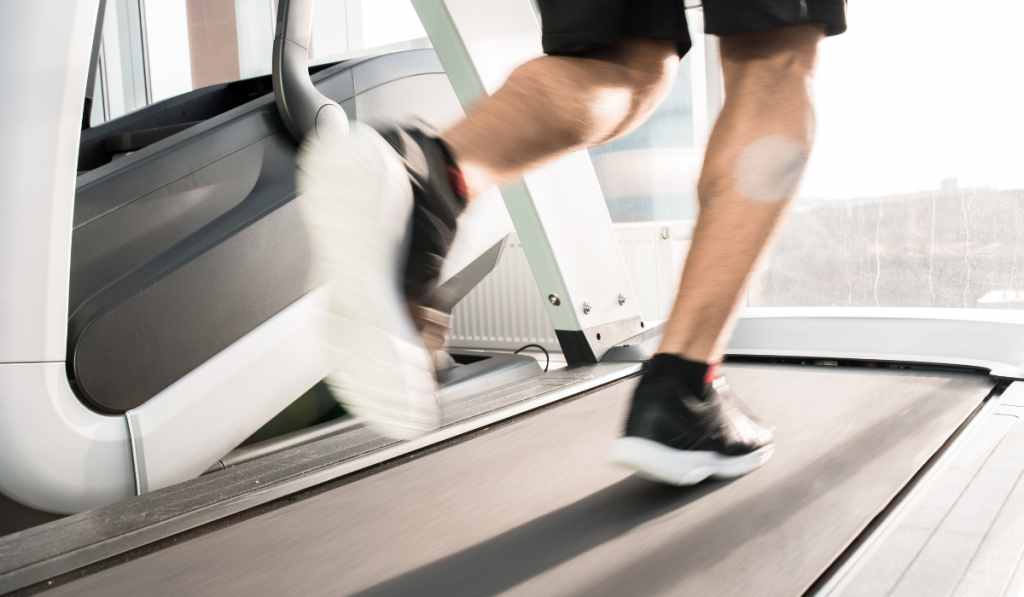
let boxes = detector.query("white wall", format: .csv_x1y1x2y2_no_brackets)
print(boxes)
361,0,425,49
91,0,431,117
311,0,350,59
235,0,276,79
100,0,128,119
114,0,149,113
144,0,193,101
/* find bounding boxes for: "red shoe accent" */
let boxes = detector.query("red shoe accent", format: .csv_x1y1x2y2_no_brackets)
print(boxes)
704,360,722,384
446,165,468,203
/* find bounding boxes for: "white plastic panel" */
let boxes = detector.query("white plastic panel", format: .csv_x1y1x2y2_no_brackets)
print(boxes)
615,223,690,321
128,285,333,493
0,0,99,363
0,363,133,515
729,308,1024,379
0,284,335,513
450,223,691,351
412,0,642,334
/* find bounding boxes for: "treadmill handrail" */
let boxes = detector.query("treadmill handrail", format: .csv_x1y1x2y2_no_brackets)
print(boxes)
272,0,349,142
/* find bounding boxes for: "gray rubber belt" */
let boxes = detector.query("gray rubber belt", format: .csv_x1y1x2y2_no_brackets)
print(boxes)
48,364,992,597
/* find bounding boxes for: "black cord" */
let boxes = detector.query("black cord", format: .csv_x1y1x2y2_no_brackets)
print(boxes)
514,344,550,373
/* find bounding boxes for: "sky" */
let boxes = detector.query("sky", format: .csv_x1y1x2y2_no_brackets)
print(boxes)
801,1,1024,199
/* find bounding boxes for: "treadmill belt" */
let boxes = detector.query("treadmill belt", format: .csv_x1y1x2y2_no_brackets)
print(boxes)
49,364,992,597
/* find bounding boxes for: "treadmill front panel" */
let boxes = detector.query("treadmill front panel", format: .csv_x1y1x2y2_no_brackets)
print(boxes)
68,50,455,413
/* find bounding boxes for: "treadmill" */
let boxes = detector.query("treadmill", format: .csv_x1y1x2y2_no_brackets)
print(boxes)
3,0,1024,595
0,0,535,519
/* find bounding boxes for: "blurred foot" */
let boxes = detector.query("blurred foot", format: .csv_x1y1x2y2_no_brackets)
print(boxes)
408,300,452,358
609,354,774,485
382,126,467,363
297,123,464,439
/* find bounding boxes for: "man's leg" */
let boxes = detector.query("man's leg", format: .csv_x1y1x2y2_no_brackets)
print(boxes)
609,23,826,486
660,23,825,362
443,38,680,201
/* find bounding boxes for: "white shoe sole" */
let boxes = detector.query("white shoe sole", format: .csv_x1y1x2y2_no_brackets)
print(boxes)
297,123,438,440
608,437,774,486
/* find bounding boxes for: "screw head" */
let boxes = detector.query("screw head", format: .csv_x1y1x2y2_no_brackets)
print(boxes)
618,293,627,305
548,294,561,306
582,301,592,314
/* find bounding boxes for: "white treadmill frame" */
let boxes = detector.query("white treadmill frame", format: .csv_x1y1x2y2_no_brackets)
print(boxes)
2,0,1023,517
0,0,331,514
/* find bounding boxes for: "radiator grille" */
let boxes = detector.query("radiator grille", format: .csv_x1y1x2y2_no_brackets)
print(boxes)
449,223,690,352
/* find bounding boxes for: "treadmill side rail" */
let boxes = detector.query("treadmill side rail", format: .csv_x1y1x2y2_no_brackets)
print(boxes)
0,363,133,515
729,308,1024,380
0,0,137,516
126,285,332,494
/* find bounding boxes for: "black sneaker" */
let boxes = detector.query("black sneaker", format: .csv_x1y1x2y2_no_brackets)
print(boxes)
296,123,465,439
609,353,775,485
378,127,467,355
377,127,467,307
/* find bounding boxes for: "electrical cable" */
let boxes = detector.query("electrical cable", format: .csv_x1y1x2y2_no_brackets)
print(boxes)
514,344,550,373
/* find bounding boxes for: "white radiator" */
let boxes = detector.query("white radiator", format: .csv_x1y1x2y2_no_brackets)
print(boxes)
449,222,692,352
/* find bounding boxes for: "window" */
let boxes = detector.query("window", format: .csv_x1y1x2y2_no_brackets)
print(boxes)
751,1,1024,310
589,10,715,224
86,0,428,126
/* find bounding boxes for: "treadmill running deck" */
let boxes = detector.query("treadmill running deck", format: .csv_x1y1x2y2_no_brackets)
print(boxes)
45,364,992,596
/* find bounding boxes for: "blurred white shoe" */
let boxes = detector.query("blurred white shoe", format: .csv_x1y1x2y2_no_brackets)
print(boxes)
297,123,438,440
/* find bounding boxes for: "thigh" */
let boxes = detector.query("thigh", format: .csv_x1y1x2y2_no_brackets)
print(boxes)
702,0,847,37
536,0,693,57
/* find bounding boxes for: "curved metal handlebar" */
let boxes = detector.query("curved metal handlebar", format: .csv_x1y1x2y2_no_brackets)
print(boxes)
272,0,349,142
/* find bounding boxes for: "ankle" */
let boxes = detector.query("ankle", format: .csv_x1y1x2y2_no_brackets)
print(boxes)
439,135,502,201
647,353,719,398
437,138,470,206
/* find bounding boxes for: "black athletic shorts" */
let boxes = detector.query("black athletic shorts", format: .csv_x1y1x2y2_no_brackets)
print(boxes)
536,0,847,57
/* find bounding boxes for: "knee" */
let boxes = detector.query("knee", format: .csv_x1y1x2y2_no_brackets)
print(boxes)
583,40,678,145
578,39,680,144
501,40,678,148
509,41,677,105
611,38,680,107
